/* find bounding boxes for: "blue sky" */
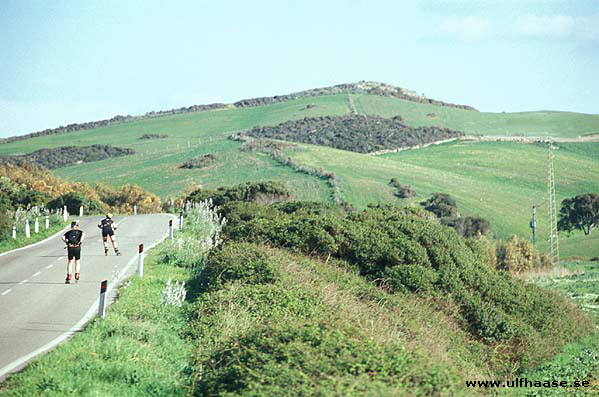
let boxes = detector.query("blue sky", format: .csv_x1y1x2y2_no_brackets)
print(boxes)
1,0,598,137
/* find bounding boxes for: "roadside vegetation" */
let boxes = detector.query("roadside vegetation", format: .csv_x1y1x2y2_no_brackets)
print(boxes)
2,181,598,395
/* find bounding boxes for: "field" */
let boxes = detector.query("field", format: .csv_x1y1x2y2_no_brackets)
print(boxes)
0,92,597,258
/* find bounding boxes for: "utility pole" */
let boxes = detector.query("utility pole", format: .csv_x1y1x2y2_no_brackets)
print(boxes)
530,206,537,246
547,144,559,267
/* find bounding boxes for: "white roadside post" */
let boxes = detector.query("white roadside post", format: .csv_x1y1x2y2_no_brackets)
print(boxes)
79,205,83,217
12,225,16,239
98,280,108,319
34,217,39,233
63,205,68,222
45,215,49,230
134,204,137,216
25,220,30,238
137,244,144,277
169,219,174,240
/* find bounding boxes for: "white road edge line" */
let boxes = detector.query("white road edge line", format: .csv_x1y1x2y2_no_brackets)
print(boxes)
19,280,28,285
46,264,53,269
32,272,41,277
1,289,11,296
0,214,174,380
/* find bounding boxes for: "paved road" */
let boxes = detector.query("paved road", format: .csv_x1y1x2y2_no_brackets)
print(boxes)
0,214,172,381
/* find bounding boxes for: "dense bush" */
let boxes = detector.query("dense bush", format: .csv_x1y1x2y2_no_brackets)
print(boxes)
244,115,465,154
0,211,12,238
178,154,217,169
0,176,51,210
200,242,278,291
220,201,592,367
198,321,449,396
94,183,161,214
0,145,134,169
452,216,491,238
421,192,458,219
389,178,415,198
421,193,492,238
186,181,292,207
47,192,106,214
139,133,168,140
496,235,552,273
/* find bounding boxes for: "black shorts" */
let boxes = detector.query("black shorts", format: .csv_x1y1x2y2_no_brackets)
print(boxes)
67,246,81,260
102,229,114,238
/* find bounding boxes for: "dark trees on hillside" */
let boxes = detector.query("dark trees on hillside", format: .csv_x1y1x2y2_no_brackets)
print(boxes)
421,192,491,238
558,193,599,236
421,193,458,219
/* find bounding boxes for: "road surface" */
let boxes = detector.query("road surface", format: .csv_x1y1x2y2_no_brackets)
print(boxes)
0,214,172,381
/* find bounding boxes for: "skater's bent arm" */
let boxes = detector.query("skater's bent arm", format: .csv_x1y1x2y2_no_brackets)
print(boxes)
80,232,86,243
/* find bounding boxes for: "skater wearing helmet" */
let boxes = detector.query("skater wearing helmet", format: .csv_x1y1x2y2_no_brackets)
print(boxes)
62,220,85,284
98,213,121,256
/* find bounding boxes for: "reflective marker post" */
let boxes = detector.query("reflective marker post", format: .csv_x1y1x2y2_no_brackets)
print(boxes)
137,244,144,277
63,206,68,222
169,219,174,240
134,205,137,216
25,220,30,238
45,215,49,230
12,225,16,239
34,218,39,233
98,280,108,319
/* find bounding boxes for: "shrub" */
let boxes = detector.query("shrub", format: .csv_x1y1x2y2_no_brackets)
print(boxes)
186,181,292,207
220,201,592,366
244,115,464,154
47,192,106,214
0,145,134,169
94,183,161,214
197,321,451,396
388,178,415,198
139,134,168,140
495,235,551,273
179,154,217,169
452,216,491,238
0,211,12,239
200,243,277,291
421,192,458,219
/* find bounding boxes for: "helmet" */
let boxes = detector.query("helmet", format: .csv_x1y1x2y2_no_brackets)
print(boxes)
71,220,80,228
106,213,113,218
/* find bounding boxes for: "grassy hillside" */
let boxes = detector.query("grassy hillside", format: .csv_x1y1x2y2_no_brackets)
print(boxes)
353,94,599,138
285,140,599,258
0,92,597,258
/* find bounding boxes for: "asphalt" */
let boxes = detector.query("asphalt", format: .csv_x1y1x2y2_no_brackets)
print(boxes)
0,213,173,381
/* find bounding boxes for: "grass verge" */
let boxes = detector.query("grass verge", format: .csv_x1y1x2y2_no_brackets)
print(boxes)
0,222,69,254
0,241,194,396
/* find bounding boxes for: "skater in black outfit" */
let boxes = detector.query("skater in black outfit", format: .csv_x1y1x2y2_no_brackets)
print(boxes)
98,214,120,256
62,220,85,284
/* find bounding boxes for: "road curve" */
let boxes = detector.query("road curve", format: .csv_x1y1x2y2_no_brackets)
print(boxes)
0,214,173,381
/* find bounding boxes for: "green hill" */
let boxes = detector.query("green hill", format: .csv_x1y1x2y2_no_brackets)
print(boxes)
0,85,597,259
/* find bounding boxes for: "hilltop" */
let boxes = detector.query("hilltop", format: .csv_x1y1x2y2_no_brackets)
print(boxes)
0,81,474,145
